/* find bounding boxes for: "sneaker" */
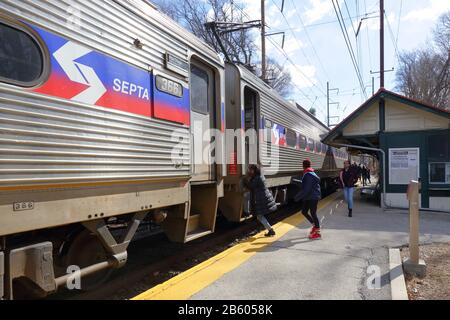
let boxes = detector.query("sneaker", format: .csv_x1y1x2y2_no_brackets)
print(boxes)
265,229,276,237
309,230,322,240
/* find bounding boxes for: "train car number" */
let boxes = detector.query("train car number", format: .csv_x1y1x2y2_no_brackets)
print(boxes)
13,202,34,212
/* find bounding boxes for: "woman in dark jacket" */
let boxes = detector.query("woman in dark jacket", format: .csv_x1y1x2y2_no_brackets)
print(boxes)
244,164,277,237
340,160,358,217
294,159,322,240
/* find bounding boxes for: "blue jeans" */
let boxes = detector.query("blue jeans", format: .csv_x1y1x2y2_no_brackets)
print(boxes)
343,187,354,210
257,215,272,231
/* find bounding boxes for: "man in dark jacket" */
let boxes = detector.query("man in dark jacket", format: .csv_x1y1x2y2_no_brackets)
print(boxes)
294,159,322,240
244,164,277,237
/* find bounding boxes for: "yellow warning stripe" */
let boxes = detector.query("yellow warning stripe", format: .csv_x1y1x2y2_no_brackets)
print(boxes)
132,192,342,300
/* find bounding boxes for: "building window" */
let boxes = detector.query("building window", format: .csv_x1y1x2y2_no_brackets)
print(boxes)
429,163,450,184
0,22,44,86
428,134,450,161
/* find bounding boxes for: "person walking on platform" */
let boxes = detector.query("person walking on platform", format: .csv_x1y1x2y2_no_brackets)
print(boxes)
367,167,372,184
340,160,358,217
244,164,277,237
362,166,368,186
294,159,322,240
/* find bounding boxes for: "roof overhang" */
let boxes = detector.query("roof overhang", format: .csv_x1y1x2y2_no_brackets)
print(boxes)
322,89,450,155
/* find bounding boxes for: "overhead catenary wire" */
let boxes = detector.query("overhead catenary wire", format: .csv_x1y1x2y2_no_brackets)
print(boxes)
395,0,403,50
231,1,328,112
269,0,328,96
288,0,333,86
385,11,400,61
364,0,373,72
336,0,367,97
332,0,368,99
268,12,378,32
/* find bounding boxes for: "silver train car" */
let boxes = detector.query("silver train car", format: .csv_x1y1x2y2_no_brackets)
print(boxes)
0,0,346,299
219,64,347,222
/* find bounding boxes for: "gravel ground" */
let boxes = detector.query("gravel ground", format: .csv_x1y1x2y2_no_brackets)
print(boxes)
401,243,450,300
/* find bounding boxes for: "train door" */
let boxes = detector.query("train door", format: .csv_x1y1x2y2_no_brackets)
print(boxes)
190,60,216,182
244,87,259,166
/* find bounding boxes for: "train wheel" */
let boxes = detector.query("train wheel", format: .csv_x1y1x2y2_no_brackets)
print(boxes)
63,229,114,292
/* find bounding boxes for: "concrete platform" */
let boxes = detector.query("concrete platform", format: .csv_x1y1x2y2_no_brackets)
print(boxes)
134,192,450,300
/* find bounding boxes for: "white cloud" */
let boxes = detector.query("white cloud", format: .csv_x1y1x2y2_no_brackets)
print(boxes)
402,0,450,22
304,0,333,24
289,64,317,89
283,36,304,53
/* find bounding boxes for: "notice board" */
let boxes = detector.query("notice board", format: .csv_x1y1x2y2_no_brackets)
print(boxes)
389,148,420,185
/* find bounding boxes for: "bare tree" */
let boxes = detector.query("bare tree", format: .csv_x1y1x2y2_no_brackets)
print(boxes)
152,0,256,66
260,58,292,97
152,0,292,97
396,12,450,110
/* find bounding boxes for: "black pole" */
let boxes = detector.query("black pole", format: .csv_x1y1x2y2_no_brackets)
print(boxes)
380,0,385,88
327,81,330,127
261,0,266,81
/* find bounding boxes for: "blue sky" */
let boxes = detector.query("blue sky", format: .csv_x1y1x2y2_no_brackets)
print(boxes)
235,0,450,125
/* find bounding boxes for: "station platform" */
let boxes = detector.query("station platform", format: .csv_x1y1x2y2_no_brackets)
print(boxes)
133,190,450,300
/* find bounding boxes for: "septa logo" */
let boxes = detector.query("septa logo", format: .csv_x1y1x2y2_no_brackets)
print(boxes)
53,41,107,105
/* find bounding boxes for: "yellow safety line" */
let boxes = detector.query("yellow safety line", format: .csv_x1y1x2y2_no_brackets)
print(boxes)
132,192,342,300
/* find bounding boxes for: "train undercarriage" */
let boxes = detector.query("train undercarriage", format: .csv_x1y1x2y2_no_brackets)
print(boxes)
0,174,338,300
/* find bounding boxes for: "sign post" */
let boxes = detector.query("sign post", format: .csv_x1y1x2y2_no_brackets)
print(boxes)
404,180,426,277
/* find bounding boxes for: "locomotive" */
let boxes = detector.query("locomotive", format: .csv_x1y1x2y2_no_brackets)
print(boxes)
0,0,346,299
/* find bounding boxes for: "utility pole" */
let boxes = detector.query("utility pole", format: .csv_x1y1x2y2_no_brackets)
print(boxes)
327,81,339,127
261,0,266,82
372,77,375,95
380,0,385,88
327,82,329,127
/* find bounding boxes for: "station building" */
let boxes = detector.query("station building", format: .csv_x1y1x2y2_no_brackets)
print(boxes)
323,89,450,212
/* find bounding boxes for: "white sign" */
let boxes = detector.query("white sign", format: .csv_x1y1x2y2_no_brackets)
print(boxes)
389,148,420,185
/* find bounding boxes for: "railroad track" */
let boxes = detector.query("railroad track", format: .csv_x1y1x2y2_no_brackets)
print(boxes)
48,199,311,300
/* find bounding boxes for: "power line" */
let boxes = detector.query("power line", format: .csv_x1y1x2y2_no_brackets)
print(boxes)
269,0,328,96
343,0,357,35
289,0,333,85
364,0,373,72
232,1,328,111
332,0,368,99
385,11,400,61
268,12,377,32
395,0,403,51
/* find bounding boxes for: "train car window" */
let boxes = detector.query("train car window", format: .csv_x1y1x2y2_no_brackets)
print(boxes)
0,22,44,86
190,65,209,114
307,138,315,152
286,129,297,148
298,134,307,150
263,118,272,142
244,87,257,130
315,141,321,153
